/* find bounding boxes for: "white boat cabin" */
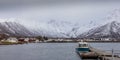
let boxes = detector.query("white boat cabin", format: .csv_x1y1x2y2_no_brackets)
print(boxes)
78,42,89,48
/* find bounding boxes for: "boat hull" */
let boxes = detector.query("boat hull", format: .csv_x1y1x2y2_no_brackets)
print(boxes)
76,48,89,53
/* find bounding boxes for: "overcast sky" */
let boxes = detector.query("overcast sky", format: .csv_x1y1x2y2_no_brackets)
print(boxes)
0,0,120,27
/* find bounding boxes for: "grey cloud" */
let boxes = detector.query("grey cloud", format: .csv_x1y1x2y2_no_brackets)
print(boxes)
0,0,120,10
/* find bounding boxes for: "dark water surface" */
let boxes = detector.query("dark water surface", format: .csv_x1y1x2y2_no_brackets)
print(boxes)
0,43,119,60
0,43,80,60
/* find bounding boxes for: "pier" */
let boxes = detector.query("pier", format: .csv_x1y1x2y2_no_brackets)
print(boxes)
77,47,120,60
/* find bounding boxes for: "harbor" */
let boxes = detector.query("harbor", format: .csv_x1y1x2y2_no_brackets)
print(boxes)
76,41,120,60
0,43,119,60
0,0,120,60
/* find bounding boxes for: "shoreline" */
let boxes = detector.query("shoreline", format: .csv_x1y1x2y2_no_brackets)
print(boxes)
44,41,120,43
0,41,120,45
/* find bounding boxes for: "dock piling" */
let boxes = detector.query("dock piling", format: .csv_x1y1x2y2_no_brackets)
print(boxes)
112,49,114,60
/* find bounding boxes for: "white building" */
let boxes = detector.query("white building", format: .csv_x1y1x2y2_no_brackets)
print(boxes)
7,37,18,43
24,38,29,42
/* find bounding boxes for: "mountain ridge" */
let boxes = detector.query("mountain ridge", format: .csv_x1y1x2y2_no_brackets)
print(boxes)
78,21,120,39
0,21,33,37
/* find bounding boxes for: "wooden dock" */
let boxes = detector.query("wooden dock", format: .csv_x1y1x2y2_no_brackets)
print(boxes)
77,47,120,60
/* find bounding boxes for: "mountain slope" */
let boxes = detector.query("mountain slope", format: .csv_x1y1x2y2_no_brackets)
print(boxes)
30,19,99,38
0,22,33,37
78,21,120,39
32,20,77,38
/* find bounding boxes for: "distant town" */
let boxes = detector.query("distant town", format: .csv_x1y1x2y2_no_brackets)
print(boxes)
0,35,120,45
0,34,48,45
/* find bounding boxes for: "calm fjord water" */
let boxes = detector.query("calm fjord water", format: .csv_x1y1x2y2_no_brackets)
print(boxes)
0,43,80,60
0,43,119,60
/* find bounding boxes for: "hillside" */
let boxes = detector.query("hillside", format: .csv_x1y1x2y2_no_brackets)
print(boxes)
0,22,33,37
78,21,120,39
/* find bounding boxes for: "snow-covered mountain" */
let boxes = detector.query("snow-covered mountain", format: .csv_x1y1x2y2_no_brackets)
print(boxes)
1,19,120,38
30,19,98,38
32,20,79,38
0,19,99,38
1,9,120,38
0,22,33,37
78,21,120,39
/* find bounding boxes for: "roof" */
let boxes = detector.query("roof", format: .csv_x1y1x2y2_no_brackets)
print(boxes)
78,42,88,44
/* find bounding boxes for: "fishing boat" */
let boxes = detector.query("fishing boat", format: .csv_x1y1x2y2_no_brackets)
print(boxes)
76,41,89,53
